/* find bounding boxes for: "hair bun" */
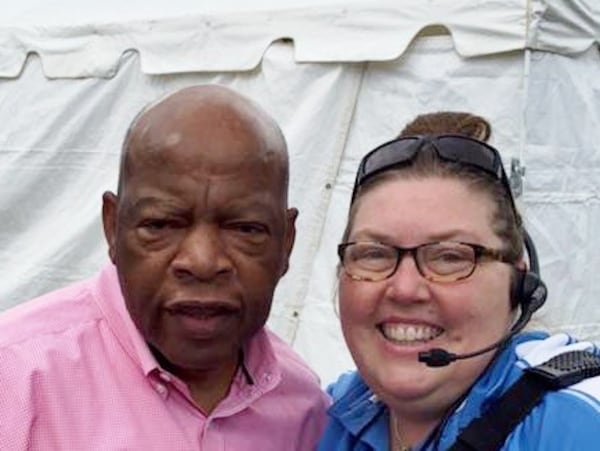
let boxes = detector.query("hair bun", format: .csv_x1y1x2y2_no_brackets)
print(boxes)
398,111,491,142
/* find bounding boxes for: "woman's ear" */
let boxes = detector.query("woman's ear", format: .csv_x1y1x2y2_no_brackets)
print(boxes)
515,257,528,271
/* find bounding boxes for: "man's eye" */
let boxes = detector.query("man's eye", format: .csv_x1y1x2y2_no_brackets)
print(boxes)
231,223,268,235
140,219,170,230
138,218,184,233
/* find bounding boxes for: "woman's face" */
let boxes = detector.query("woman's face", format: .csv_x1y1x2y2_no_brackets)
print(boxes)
339,176,514,417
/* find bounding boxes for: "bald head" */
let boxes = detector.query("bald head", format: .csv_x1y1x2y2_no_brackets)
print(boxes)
118,85,289,196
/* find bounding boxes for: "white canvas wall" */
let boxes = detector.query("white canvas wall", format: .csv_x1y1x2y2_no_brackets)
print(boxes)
1,0,599,386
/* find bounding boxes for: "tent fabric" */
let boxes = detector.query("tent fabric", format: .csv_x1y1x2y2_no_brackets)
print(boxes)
530,0,600,53
1,0,599,78
1,1,599,386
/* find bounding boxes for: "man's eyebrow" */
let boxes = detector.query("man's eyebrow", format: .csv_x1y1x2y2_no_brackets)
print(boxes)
122,197,180,215
225,198,281,218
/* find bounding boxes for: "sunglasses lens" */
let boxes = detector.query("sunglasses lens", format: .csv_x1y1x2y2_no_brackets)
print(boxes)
360,138,420,183
435,136,499,176
353,135,513,207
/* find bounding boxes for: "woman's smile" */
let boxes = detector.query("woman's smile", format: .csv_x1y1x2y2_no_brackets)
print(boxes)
379,322,443,344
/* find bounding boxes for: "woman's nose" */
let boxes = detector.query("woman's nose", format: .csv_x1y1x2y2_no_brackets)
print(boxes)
383,252,430,303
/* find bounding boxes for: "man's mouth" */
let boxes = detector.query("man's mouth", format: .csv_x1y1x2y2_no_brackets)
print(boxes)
379,323,443,344
165,301,239,337
166,302,238,319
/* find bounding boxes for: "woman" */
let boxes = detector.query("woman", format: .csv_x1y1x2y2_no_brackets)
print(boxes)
318,113,600,450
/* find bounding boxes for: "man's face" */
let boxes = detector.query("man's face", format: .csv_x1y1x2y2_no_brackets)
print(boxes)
103,104,296,374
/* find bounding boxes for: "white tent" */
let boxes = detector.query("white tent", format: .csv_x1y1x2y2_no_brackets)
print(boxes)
1,0,599,386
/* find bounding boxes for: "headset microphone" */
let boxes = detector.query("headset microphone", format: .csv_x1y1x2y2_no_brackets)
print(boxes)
418,270,548,368
418,336,513,367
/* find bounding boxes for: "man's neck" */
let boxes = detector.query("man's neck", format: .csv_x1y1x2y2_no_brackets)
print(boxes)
182,362,239,414
151,346,241,414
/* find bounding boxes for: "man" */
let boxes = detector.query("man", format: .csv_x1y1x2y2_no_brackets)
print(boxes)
0,85,329,450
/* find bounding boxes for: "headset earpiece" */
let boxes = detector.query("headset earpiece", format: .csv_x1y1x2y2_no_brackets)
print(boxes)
510,269,525,309
521,271,547,313
510,270,547,333
508,228,547,332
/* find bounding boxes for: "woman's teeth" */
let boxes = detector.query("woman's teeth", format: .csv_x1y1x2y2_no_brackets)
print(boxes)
381,323,443,343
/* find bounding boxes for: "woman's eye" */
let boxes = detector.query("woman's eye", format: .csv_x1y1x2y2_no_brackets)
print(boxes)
359,250,386,260
436,251,465,262
351,245,389,261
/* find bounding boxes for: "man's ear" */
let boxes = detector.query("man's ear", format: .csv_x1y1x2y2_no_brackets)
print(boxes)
279,207,298,277
102,191,119,264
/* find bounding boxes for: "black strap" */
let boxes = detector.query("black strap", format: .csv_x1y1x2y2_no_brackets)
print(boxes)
448,350,600,451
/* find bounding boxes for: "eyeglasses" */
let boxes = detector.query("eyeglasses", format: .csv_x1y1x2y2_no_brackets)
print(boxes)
351,134,516,214
337,241,514,283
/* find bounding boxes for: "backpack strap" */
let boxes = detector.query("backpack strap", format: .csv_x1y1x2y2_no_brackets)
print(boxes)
448,350,600,451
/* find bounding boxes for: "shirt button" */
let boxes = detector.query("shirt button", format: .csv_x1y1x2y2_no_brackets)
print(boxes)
159,372,171,383
155,382,168,397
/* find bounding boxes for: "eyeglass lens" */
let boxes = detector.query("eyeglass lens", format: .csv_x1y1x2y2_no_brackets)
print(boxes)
433,136,499,177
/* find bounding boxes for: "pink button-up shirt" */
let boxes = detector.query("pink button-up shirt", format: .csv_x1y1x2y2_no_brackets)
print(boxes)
0,264,329,450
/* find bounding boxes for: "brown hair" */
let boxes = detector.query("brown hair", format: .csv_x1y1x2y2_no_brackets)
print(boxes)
398,111,491,141
344,112,524,296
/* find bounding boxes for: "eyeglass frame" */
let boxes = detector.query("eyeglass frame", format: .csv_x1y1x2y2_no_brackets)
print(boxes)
337,240,515,283
349,134,518,219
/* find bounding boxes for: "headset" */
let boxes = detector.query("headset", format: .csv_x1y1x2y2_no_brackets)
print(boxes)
419,228,548,367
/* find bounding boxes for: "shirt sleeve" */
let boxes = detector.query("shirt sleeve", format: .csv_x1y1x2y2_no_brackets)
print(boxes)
0,346,36,451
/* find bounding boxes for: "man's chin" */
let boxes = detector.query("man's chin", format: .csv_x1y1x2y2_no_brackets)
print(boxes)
153,342,240,374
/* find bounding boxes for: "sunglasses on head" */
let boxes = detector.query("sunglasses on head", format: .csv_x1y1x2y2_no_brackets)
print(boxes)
351,134,516,212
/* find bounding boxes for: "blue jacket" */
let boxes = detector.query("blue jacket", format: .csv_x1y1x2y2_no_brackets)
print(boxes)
318,332,600,450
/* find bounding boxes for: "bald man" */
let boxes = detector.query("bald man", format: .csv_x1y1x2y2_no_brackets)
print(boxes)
0,86,329,450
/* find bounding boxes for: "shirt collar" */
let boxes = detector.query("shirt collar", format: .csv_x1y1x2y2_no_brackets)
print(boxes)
91,263,281,389
92,263,160,375
329,374,389,448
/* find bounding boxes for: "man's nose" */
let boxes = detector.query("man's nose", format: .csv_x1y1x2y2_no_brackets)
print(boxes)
170,225,234,282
